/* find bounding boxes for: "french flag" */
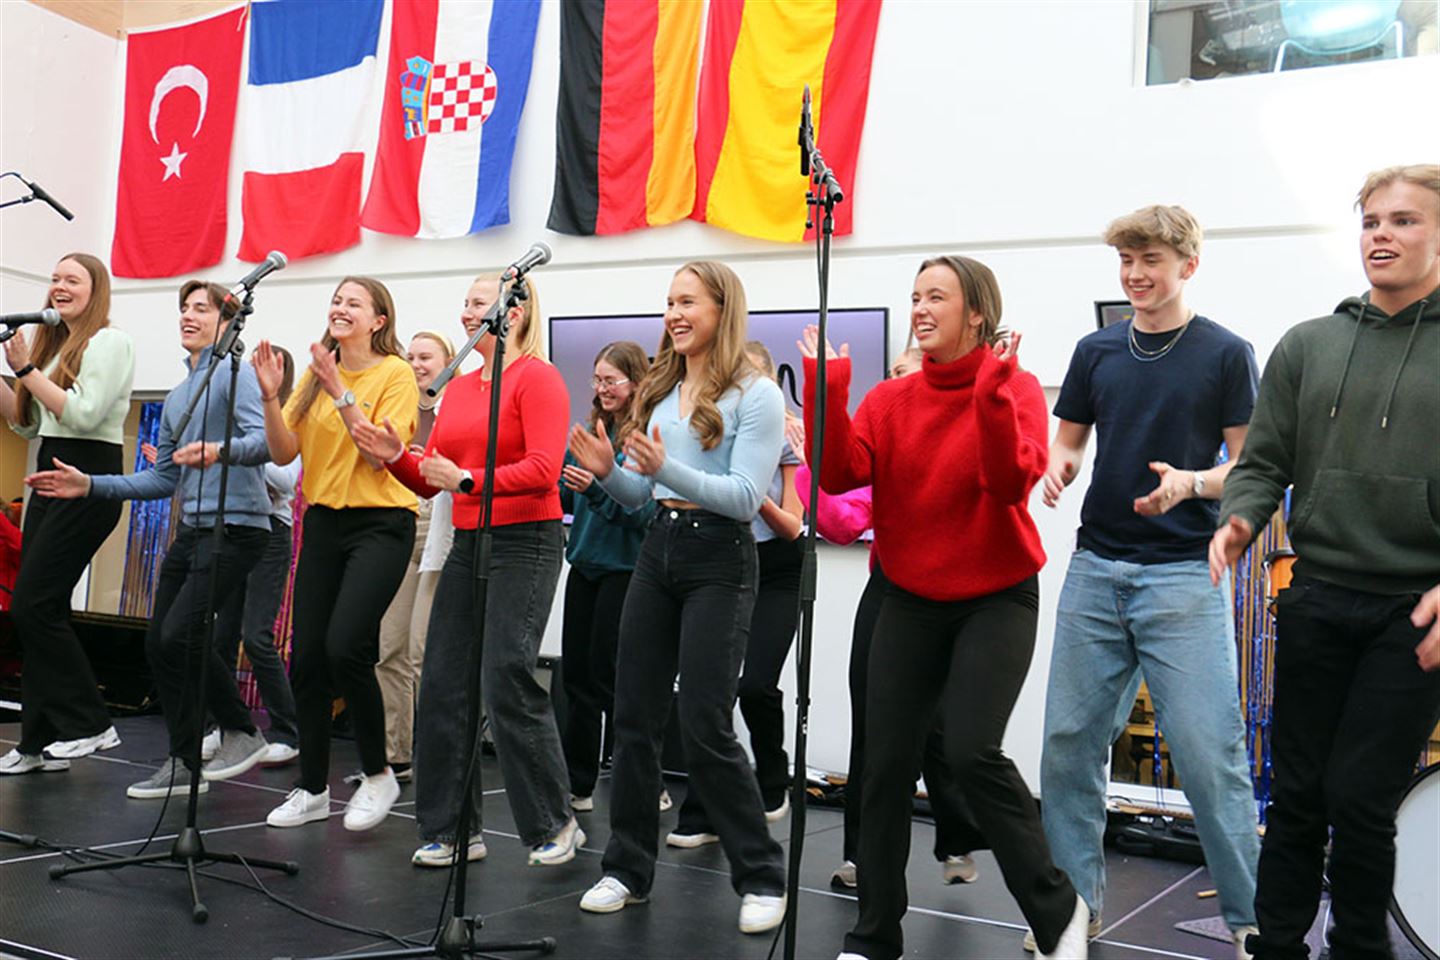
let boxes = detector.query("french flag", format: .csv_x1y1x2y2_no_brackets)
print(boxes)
361,0,540,239
237,0,384,262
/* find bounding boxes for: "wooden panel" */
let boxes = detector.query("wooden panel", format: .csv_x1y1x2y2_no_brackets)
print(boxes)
26,0,240,37
27,0,123,37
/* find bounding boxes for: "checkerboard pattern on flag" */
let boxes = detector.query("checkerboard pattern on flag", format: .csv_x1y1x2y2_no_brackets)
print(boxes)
363,0,541,239
427,61,498,135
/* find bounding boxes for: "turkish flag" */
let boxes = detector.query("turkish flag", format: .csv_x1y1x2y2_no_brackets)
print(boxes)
111,7,245,279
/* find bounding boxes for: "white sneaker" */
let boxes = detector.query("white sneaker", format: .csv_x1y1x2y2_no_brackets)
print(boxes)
201,728,221,762
570,794,594,812
412,837,488,867
580,876,645,914
837,954,868,959
1234,925,1259,960
765,795,790,823
529,817,586,865
267,787,331,828
0,749,69,774
738,892,786,934
830,860,857,889
344,770,400,831
260,743,298,765
943,853,978,884
1036,893,1091,960
665,829,720,848
46,726,120,759
658,789,673,812
1023,913,1101,952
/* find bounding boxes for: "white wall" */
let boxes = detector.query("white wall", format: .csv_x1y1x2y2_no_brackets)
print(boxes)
4,0,1438,786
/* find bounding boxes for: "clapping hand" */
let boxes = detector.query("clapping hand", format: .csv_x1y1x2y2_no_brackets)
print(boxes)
623,426,667,476
797,324,848,362
568,422,616,479
562,464,595,493
352,417,405,463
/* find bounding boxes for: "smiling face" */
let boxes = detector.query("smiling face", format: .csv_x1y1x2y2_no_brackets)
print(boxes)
664,269,721,358
1361,181,1440,312
48,257,93,323
593,357,634,414
178,287,223,359
1116,243,1195,320
408,335,448,391
910,265,981,363
328,281,386,344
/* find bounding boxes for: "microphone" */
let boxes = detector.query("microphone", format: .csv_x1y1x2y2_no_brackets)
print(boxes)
226,251,288,300
22,178,74,222
501,242,552,282
798,86,814,177
0,308,62,328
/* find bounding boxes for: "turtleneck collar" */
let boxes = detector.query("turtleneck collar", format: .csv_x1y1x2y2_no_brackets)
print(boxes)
921,344,987,390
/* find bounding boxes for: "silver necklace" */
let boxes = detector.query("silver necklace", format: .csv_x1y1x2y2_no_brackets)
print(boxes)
1128,318,1191,362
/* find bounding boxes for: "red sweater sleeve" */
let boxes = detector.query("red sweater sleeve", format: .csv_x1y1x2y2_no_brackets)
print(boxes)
461,361,569,497
974,354,1049,505
386,446,442,499
802,356,873,494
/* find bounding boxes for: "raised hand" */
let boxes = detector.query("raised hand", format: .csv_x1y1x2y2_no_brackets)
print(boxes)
1208,514,1253,586
25,456,90,499
562,464,595,493
309,342,343,399
3,329,32,370
252,340,284,399
784,417,807,464
797,324,849,362
568,421,616,479
173,441,223,468
141,442,159,465
993,331,1023,364
1133,461,1193,516
352,416,405,463
623,426,667,476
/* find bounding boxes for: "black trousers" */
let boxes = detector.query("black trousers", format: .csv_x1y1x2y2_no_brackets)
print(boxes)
291,506,414,793
14,438,123,755
1251,575,1440,960
842,564,986,865
212,516,299,746
676,536,803,831
560,565,630,798
601,509,786,898
846,575,1075,960
148,524,266,763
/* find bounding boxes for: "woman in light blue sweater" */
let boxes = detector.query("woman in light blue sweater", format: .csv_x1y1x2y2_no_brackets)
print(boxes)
568,261,788,935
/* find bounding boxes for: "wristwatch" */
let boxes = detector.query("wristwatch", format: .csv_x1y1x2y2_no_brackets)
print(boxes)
1192,471,1207,498
333,389,356,410
457,469,475,495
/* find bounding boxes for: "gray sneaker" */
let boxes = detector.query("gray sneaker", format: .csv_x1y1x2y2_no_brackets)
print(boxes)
127,758,208,799
201,729,269,781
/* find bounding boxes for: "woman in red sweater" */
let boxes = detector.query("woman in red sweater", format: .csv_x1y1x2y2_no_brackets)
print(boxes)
352,275,578,869
806,256,1088,960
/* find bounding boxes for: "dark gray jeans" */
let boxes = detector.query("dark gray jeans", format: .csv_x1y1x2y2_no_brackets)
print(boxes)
414,521,569,846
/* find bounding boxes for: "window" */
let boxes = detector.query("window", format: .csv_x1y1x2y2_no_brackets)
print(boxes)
1146,0,1438,85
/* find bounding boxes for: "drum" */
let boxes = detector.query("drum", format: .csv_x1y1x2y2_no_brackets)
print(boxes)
1391,762,1440,960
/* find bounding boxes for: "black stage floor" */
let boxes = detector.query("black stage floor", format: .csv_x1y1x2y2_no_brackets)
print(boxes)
2,716,1244,960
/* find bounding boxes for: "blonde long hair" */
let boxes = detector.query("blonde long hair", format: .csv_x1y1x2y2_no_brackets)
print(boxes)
623,261,750,450
291,276,404,422
16,253,112,427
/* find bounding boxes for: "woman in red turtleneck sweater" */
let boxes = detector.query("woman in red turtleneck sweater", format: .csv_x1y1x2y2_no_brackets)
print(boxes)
806,256,1089,960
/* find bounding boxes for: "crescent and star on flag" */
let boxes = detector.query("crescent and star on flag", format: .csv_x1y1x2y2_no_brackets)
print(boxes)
148,64,209,182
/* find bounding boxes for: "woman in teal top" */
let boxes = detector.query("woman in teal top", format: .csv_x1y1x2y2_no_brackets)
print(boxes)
0,253,135,773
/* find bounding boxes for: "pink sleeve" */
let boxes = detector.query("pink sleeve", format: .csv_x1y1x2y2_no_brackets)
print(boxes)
796,464,874,546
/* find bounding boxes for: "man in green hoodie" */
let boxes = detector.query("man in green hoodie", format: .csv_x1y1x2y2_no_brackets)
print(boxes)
1213,164,1440,960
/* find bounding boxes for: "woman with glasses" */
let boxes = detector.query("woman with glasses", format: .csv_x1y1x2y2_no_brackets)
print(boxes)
559,341,654,814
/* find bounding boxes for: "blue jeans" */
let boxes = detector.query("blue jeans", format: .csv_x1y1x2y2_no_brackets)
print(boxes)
1040,549,1259,929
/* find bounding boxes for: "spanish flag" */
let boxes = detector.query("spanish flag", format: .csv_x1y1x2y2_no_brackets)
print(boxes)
692,0,881,243
547,0,702,236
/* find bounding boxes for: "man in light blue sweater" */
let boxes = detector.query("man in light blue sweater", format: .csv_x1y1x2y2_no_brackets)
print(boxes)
27,280,275,799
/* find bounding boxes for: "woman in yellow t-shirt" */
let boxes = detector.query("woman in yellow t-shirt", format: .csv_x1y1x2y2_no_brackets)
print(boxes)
251,276,418,832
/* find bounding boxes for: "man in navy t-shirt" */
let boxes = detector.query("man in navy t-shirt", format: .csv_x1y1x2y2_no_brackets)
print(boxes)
1033,206,1261,958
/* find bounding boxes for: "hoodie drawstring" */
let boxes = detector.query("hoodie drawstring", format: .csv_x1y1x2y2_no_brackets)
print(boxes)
1380,298,1427,429
1330,302,1367,419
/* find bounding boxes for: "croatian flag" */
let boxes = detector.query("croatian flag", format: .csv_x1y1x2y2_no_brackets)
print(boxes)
237,0,383,262
361,0,541,239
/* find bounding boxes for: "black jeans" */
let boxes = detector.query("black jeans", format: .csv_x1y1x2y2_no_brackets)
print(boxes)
414,522,570,847
213,516,298,746
846,575,1075,960
842,565,985,865
560,565,630,798
602,508,786,898
676,535,803,831
1251,575,1440,960
14,438,123,754
291,506,415,794
148,524,266,763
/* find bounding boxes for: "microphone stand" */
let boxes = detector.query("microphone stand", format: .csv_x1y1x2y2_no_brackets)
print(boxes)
49,288,299,921
781,98,845,960
310,276,553,960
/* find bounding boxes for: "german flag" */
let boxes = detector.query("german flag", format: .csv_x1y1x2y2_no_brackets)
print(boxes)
692,0,882,243
547,0,702,236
